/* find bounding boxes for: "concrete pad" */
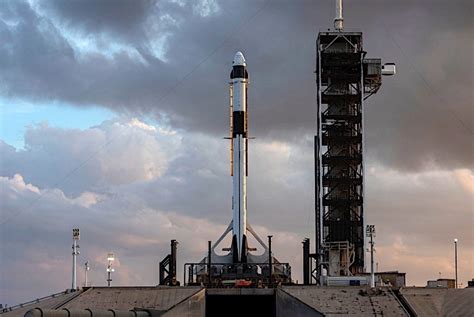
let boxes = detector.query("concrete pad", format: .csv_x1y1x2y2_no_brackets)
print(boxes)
282,286,407,316
162,289,205,317
1,291,81,317
276,289,323,317
400,287,474,317
59,287,202,311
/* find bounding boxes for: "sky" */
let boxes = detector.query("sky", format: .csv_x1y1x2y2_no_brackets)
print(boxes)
0,0,473,305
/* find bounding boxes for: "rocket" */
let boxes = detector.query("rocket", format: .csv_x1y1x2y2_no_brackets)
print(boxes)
229,51,249,263
197,52,272,268
190,50,290,284
192,51,290,283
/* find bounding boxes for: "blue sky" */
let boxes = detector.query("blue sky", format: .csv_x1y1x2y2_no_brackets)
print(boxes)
0,98,115,149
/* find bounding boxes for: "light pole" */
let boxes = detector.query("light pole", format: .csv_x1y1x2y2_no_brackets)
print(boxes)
84,261,90,287
72,228,80,290
454,238,458,289
366,225,376,288
107,252,115,287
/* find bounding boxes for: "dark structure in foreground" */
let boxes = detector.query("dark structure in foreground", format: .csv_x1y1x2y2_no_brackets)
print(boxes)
313,1,395,282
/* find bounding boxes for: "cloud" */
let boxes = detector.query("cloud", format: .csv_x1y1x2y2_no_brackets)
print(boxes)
366,165,473,286
1,0,473,305
454,169,474,194
1,118,472,304
0,118,179,195
0,171,301,304
5,173,40,195
1,0,472,171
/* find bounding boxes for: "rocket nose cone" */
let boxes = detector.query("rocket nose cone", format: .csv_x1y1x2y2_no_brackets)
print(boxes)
233,51,246,66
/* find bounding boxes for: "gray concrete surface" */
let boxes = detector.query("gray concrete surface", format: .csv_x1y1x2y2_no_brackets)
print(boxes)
276,289,323,317
10,286,474,317
283,286,408,316
162,289,205,317
1,291,82,317
400,287,474,317
59,287,202,311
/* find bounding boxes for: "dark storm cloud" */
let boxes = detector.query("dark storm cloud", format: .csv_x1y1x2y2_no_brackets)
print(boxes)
0,0,472,171
42,0,154,41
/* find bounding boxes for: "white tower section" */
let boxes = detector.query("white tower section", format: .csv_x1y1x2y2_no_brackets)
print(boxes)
334,0,344,31
230,51,248,262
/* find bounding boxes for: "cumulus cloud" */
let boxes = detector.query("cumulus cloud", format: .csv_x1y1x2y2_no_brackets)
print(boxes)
0,118,180,195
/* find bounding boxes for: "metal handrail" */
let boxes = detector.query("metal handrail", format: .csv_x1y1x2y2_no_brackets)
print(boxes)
0,290,75,313
183,262,291,286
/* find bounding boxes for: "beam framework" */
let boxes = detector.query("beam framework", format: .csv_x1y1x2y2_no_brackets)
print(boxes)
315,32,382,282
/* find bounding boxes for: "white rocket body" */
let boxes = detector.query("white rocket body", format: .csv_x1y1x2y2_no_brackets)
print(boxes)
200,52,271,267
230,51,248,262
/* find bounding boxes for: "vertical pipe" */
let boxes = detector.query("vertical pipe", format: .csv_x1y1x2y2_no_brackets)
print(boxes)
316,35,324,284
189,264,194,284
360,42,366,275
303,239,310,285
370,234,375,288
207,241,212,285
454,239,458,289
170,240,177,285
184,264,186,286
268,235,273,284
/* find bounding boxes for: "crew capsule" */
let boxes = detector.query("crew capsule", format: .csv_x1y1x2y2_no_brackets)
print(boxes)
231,51,248,79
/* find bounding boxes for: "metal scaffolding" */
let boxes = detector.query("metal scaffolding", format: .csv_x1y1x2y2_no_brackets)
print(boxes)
315,31,383,282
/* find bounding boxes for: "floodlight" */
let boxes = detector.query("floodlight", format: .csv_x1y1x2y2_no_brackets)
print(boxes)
454,238,458,243
72,228,80,240
107,252,115,261
366,225,375,237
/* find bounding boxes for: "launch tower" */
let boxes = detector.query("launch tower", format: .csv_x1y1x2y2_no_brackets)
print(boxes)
314,0,395,282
